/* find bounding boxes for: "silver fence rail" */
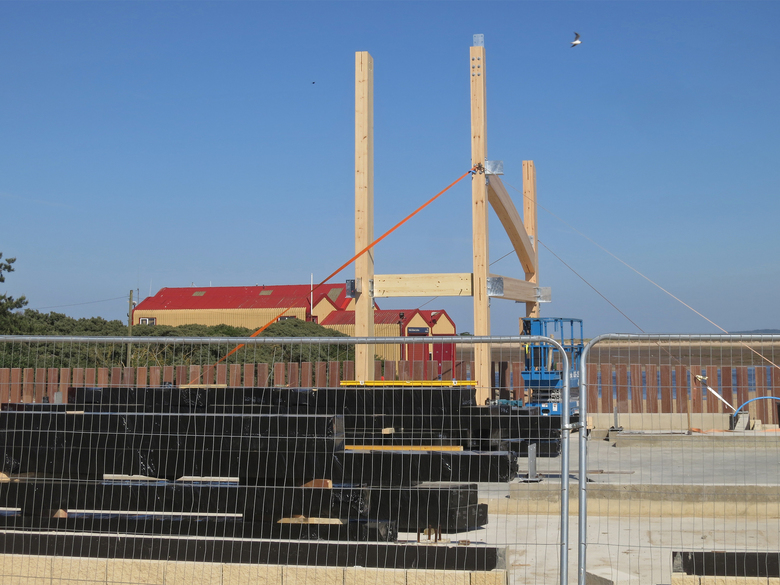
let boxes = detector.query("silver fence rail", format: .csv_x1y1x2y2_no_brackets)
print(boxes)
579,334,780,585
0,334,572,585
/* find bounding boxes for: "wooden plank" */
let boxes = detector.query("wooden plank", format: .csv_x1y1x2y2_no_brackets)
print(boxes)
188,365,200,385
384,360,396,382
412,361,424,382
735,366,749,412
314,362,327,388
354,50,375,383
373,273,473,297
690,366,703,414
34,368,45,402
659,365,673,413
328,361,340,388
615,365,629,413
175,365,187,387
523,161,539,318
149,366,161,387
486,174,536,275
47,368,58,402
72,368,84,390
215,364,227,386
705,365,720,413
122,367,135,387
343,361,354,383
10,368,22,403
599,365,613,414
243,364,255,387
287,362,299,388
374,360,382,381
675,366,689,414
201,365,214,386
228,364,240,387
645,365,658,413
109,367,121,388
721,367,734,410
771,367,780,424
0,369,9,403
487,274,537,303
85,368,97,387
398,360,410,382
273,363,285,387
301,362,313,388
135,367,148,388
97,368,109,386
470,43,490,406
587,365,598,414
257,363,269,386
630,364,643,414
755,366,768,423
59,368,70,395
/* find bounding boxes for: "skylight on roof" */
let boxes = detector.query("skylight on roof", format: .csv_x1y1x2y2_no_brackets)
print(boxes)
192,291,206,296
259,290,272,296
327,287,341,302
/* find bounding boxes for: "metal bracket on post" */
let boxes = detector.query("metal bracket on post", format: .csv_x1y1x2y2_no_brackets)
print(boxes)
473,34,484,47
486,276,504,297
345,279,362,299
485,160,504,175
535,287,552,303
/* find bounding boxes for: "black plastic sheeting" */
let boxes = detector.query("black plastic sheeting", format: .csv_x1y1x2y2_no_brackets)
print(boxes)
0,532,501,570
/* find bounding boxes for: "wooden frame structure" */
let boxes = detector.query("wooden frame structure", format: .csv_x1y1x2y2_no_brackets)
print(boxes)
354,40,542,402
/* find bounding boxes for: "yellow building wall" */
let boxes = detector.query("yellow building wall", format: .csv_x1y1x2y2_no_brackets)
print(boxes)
321,323,404,361
133,308,307,329
431,317,456,335
312,299,337,324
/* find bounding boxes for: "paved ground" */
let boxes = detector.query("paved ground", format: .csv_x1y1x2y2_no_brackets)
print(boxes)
419,432,780,585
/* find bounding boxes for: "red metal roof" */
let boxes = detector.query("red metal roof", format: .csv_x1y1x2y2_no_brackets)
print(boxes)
134,284,348,312
321,309,410,326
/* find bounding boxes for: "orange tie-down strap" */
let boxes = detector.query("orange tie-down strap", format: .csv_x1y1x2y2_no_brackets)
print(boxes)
195,165,481,381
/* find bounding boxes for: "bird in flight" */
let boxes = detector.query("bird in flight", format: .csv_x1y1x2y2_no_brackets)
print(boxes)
571,32,581,48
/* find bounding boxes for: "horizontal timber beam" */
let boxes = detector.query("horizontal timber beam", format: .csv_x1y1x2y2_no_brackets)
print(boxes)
488,273,538,303
486,174,536,276
373,273,472,297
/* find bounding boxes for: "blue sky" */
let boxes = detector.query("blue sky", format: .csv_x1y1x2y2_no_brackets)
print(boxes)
1,1,778,337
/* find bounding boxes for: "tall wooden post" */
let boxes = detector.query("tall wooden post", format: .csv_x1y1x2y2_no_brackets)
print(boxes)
355,51,375,382
523,161,539,317
470,42,491,403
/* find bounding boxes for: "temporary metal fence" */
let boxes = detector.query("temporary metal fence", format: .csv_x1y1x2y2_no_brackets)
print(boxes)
579,334,780,585
0,334,572,585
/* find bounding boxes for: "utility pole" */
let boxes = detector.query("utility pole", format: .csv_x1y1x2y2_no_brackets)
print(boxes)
127,290,133,366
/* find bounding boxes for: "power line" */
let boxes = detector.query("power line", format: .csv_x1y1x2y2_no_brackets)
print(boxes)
29,296,127,311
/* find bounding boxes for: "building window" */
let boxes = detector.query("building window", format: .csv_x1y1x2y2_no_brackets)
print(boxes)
139,318,156,325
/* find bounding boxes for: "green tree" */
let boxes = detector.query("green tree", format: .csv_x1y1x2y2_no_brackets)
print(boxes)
0,254,28,332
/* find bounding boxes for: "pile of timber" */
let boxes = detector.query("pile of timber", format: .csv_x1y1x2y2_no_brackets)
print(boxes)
0,384,558,569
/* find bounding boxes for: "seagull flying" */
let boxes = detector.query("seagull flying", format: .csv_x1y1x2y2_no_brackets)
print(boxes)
571,32,581,48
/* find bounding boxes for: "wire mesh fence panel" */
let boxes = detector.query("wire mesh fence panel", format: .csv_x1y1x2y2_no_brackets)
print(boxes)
580,335,780,585
0,334,578,585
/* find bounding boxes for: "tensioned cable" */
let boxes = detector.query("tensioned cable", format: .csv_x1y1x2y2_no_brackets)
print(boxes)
29,296,127,311
505,180,780,374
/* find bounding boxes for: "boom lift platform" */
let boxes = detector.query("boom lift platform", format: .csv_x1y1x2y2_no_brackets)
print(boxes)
514,317,583,418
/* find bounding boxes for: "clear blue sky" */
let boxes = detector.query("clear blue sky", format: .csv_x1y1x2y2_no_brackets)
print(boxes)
1,1,778,337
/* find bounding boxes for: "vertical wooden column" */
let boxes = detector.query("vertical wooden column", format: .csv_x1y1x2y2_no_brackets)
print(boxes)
355,51,375,382
523,161,539,317
470,43,490,403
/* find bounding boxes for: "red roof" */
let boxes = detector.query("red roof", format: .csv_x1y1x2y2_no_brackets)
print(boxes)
321,309,455,332
321,309,409,327
135,284,348,312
